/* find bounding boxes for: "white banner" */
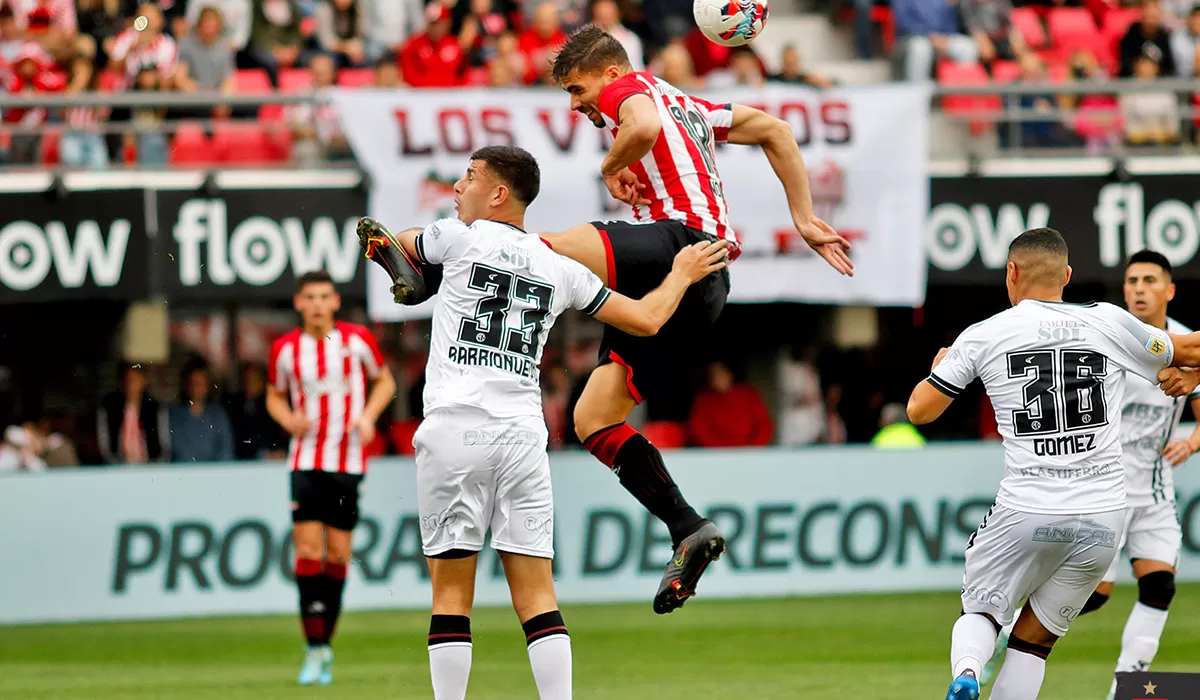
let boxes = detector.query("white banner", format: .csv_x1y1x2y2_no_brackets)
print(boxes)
328,85,931,321
5,444,1200,625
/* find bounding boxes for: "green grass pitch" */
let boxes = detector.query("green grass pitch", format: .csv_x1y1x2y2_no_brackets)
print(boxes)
4,585,1200,699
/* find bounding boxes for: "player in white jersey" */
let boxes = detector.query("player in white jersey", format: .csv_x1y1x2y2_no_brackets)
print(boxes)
983,250,1200,698
266,270,397,686
358,145,727,700
905,228,1200,700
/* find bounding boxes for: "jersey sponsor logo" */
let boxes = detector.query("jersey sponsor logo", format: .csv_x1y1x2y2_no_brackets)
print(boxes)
0,217,133,292
1032,432,1098,456
303,377,350,397
421,508,457,532
1020,464,1113,480
1122,402,1172,425
961,585,1011,612
1031,516,1117,547
1147,336,1167,356
462,427,541,446
1037,326,1086,342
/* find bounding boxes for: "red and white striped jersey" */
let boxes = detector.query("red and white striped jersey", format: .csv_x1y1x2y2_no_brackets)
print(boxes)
597,71,738,257
109,29,178,77
8,0,76,33
268,322,385,475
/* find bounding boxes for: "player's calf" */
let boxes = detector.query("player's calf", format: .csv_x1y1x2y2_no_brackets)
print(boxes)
522,611,572,700
990,634,1054,700
1108,569,1176,695
428,614,472,700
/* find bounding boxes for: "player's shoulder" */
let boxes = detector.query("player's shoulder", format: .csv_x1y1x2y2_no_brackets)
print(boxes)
336,321,376,342
425,217,472,239
270,328,302,354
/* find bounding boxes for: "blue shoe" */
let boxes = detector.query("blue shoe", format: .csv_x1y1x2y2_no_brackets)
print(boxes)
945,672,980,700
319,647,334,686
298,645,326,686
981,629,1008,685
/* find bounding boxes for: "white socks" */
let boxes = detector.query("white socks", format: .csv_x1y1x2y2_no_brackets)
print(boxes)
523,611,572,700
1109,602,1169,694
428,615,472,700
991,648,1047,700
950,613,998,679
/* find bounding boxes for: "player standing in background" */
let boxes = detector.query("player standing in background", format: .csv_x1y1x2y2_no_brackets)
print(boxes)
357,145,727,700
540,26,853,614
266,270,397,686
982,250,1200,699
905,228,1200,700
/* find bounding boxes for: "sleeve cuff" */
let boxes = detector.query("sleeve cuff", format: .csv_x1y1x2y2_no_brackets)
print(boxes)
927,374,963,398
414,233,428,264
582,288,611,316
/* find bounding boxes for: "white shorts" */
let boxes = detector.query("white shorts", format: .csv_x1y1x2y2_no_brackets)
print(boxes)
1101,500,1183,583
961,504,1125,637
413,408,554,559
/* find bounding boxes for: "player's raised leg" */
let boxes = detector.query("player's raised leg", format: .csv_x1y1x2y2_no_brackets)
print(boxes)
292,519,332,686
503,553,572,700
427,554,478,700
540,224,611,286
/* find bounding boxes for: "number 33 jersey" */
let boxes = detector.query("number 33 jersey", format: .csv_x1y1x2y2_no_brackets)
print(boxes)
415,218,611,419
930,300,1174,514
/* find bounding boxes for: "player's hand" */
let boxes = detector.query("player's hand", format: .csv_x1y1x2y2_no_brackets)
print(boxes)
795,215,854,277
604,168,650,207
283,412,312,437
672,240,729,284
1162,439,1196,467
1158,367,1200,398
354,416,377,445
931,347,950,372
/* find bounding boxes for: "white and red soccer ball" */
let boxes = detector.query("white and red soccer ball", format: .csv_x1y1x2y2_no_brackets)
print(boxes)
693,0,770,47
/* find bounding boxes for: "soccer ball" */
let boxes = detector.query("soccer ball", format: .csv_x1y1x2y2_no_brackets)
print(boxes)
693,0,769,47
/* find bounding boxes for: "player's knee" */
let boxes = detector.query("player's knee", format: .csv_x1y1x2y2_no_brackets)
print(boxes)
1138,570,1176,610
293,538,323,561
1079,590,1110,615
573,402,605,442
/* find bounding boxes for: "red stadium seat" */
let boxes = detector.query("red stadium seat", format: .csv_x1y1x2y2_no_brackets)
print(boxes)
1010,8,1047,49
642,421,688,449
1099,7,1140,64
170,123,219,165
836,5,896,51
265,125,293,161
337,68,374,87
389,419,421,455
39,127,60,165
991,60,1021,82
464,67,490,86
279,68,312,93
234,68,272,93
212,124,273,163
259,104,285,122
1046,7,1101,59
937,61,1000,135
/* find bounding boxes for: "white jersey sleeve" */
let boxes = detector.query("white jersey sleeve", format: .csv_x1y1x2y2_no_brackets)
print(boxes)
1090,302,1174,382
415,218,476,265
928,322,987,398
560,257,612,316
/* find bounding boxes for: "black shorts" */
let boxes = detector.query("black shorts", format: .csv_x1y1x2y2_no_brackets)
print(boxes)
592,219,730,405
290,471,364,531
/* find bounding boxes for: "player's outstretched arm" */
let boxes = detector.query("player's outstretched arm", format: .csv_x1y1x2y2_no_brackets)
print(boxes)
906,348,956,425
593,240,727,336
725,104,853,277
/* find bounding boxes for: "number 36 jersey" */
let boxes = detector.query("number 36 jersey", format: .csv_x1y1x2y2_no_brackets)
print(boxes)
415,218,612,419
930,300,1174,515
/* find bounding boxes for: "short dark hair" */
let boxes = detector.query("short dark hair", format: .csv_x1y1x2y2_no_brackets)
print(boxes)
1127,249,1172,278
296,269,335,293
471,145,541,205
551,25,630,82
1009,227,1068,260
1009,227,1069,285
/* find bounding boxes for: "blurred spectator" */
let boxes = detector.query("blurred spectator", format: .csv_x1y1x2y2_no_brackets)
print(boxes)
1170,3,1200,76
169,361,235,463
315,0,377,67
542,362,570,450
176,5,236,114
187,0,253,54
109,3,179,85
871,403,926,448
687,361,773,448
77,0,135,69
1120,0,1176,77
373,51,402,85
999,52,1082,148
29,416,79,467
247,0,304,87
11,0,77,64
1064,49,1122,153
591,0,643,70
822,385,848,444
360,0,425,60
777,347,825,447
97,363,166,465
522,0,587,33
518,2,566,84
0,3,22,70
729,46,765,86
654,41,703,89
959,0,1029,68
1120,45,1181,144
127,63,169,165
61,54,110,169
0,424,46,471
399,3,464,87
893,0,978,81
769,45,834,87
457,0,510,67
224,364,286,460
2,43,60,165
286,53,351,163
487,30,530,85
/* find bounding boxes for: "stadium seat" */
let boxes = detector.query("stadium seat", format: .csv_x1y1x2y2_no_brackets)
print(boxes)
265,126,293,162
337,68,374,87
258,104,285,122
464,67,491,86
836,6,896,52
1046,8,1101,59
170,123,219,165
1010,8,1047,49
39,128,60,165
937,61,1000,135
1100,7,1140,63
389,419,421,455
212,124,273,163
641,421,688,449
279,68,312,93
233,68,272,93
991,60,1021,82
